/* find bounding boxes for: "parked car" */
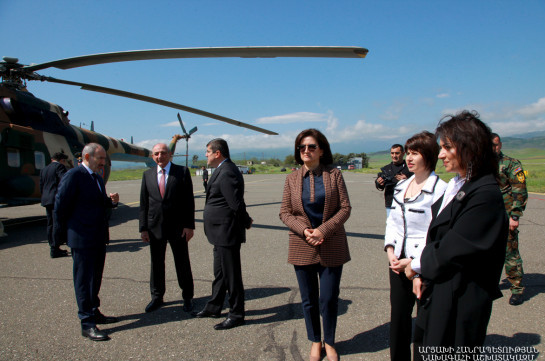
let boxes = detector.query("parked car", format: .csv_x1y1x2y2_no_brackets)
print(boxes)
237,165,250,174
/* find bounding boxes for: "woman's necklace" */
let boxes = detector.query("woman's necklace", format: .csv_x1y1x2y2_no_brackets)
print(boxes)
405,178,426,199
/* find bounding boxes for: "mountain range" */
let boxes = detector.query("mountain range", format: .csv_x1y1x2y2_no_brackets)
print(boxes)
112,131,544,169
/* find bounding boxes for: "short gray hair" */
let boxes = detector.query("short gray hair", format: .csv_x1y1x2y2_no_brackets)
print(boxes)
82,143,105,158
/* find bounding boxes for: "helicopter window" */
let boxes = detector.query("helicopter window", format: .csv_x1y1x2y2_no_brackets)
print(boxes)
34,151,46,170
6,148,20,168
1,98,15,114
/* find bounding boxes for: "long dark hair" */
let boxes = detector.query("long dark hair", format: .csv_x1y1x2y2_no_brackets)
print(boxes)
435,110,498,180
294,129,333,165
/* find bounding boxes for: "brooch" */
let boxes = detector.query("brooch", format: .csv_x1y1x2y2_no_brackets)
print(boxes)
455,191,466,201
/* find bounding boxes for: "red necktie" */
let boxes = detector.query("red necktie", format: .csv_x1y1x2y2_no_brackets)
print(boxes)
159,169,166,198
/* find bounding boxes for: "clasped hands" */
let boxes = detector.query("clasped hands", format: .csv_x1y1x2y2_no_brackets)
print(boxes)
387,247,425,299
304,228,324,247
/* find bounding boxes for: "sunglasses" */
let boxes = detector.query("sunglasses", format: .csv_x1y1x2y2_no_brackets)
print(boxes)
297,144,318,152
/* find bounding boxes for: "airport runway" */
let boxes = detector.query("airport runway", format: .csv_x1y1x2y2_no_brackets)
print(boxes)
0,173,543,360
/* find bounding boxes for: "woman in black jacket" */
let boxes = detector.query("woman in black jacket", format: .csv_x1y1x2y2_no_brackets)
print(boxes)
405,111,508,357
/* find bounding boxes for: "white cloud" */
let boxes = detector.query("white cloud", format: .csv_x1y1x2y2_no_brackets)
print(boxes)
436,93,450,98
138,110,420,153
136,138,171,150
489,119,545,136
138,96,545,154
439,97,545,136
517,97,545,118
255,112,327,124
379,101,408,121
160,121,180,127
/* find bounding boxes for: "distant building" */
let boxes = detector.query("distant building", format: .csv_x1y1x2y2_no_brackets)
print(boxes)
348,157,363,169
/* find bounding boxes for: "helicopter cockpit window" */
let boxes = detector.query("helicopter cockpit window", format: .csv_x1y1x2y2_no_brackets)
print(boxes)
34,151,46,170
6,148,20,168
1,98,15,114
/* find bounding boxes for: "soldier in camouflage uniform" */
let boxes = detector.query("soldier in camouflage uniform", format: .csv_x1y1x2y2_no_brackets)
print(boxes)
492,134,528,305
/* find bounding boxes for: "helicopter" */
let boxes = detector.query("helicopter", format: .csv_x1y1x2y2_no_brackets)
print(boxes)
0,46,368,208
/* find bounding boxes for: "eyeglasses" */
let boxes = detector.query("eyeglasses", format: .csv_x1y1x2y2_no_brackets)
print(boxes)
297,144,318,152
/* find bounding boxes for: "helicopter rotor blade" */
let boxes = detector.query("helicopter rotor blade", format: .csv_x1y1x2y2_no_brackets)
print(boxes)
25,46,368,71
43,76,278,135
177,113,188,136
188,126,198,136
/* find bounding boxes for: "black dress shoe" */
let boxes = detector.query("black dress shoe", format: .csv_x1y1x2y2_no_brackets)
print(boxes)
193,309,221,318
509,293,524,306
82,327,110,341
182,299,193,312
145,298,164,313
95,312,118,324
50,248,69,258
214,317,245,330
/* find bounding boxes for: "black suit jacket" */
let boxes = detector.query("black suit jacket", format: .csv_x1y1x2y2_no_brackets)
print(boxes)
204,159,251,246
417,173,508,345
139,163,195,240
40,161,67,207
54,166,116,249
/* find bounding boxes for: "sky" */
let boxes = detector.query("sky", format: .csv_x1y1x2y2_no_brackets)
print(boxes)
2,1,545,161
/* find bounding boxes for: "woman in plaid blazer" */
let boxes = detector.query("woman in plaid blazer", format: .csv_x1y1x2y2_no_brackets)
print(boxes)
279,129,351,361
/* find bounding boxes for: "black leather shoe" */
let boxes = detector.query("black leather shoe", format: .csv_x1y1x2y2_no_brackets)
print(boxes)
193,309,221,318
95,312,118,324
214,317,245,330
509,293,524,306
50,248,69,258
182,299,193,312
81,327,110,341
145,298,164,313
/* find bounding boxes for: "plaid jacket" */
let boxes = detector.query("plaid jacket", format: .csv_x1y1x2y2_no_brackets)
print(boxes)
279,164,351,267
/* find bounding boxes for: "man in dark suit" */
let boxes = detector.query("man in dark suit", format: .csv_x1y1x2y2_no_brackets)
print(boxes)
194,138,252,330
54,143,119,341
139,143,195,313
40,151,69,258
202,166,209,189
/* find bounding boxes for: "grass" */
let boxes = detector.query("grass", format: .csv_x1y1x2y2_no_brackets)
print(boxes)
109,148,545,193
361,148,545,193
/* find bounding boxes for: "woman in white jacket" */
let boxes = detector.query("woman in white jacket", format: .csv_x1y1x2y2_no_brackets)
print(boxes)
384,131,447,361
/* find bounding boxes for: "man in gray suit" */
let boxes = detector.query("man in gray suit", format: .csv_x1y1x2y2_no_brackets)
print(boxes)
194,138,252,330
139,143,195,313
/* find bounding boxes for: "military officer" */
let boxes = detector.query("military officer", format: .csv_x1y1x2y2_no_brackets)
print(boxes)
492,133,528,305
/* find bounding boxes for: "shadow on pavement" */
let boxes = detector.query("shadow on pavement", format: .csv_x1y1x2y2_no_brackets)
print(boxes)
336,322,390,354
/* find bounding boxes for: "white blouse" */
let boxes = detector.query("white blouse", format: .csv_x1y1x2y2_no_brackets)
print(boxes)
384,172,448,273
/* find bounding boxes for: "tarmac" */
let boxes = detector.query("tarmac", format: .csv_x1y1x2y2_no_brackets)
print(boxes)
0,172,543,361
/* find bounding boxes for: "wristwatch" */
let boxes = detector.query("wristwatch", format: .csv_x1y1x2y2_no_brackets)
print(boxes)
511,215,519,221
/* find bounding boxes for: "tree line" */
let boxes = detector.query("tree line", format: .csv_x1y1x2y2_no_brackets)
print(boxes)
191,152,369,168
283,152,369,168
